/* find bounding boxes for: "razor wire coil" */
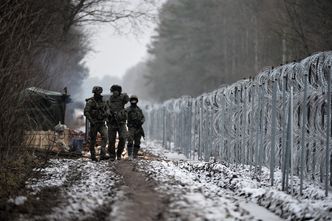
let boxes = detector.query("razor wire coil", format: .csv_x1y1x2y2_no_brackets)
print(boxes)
144,51,332,194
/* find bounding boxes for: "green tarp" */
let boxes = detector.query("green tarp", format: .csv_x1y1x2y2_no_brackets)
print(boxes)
23,87,71,130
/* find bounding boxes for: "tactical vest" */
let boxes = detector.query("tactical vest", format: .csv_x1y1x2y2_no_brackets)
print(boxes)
86,97,107,122
107,93,129,123
127,106,144,127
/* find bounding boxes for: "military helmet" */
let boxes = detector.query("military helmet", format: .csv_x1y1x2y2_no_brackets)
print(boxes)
110,84,122,93
92,86,103,94
130,95,138,103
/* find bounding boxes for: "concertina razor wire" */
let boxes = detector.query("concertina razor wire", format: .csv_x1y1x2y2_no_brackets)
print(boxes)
143,51,332,196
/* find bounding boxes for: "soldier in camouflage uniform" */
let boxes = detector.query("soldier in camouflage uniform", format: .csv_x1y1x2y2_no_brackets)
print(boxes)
126,95,145,159
106,85,129,161
84,86,108,161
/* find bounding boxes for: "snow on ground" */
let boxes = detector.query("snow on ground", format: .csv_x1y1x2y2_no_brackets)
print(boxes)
142,140,332,220
6,140,332,221
139,159,282,221
22,159,121,221
144,141,188,161
7,196,28,206
26,159,72,193
140,141,283,221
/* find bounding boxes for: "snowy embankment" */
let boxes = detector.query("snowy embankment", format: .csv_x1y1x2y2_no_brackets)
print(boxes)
142,141,332,220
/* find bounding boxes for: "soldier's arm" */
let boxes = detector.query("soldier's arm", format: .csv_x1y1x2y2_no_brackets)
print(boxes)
84,100,94,124
140,109,145,125
123,93,129,105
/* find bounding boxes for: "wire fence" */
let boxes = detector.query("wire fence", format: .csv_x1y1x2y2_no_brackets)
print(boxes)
144,51,332,196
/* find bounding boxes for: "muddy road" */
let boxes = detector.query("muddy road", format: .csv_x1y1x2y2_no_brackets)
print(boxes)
2,144,284,221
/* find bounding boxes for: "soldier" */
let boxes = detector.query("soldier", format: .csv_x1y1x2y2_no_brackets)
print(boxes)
126,95,145,159
84,86,108,161
107,84,129,161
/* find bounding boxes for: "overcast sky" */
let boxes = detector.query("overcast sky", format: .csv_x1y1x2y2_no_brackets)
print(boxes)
78,0,165,100
78,24,155,99
83,23,155,79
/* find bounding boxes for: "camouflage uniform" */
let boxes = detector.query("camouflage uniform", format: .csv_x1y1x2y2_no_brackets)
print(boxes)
84,88,108,161
107,85,129,160
126,96,145,158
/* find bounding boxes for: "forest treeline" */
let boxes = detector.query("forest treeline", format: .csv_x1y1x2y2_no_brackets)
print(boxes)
0,0,86,200
0,0,155,200
124,0,332,101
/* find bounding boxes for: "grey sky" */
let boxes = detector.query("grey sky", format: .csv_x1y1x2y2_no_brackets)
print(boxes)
83,25,154,79
82,0,166,79
79,24,155,99
79,0,165,100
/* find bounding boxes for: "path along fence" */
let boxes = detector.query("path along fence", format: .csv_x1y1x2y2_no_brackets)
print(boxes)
144,51,332,196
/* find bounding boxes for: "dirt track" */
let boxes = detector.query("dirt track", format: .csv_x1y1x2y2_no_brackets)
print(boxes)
1,148,285,221
112,160,167,221
1,152,170,221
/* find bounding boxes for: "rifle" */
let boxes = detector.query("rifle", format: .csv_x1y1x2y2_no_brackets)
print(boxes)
107,109,119,127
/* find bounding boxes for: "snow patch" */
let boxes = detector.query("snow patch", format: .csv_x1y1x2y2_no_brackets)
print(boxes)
139,159,281,220
141,141,332,220
23,159,120,220
8,196,28,206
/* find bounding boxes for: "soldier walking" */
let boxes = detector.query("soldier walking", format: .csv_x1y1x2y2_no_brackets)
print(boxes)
107,84,129,161
84,86,108,161
126,95,145,159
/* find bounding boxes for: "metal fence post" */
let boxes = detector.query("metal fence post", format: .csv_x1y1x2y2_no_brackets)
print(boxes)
289,86,294,194
282,75,288,191
255,84,262,174
325,65,331,197
199,106,203,160
270,79,277,186
300,68,309,194
258,84,265,174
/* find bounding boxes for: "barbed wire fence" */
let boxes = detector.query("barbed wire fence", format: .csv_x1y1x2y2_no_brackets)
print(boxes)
144,51,332,196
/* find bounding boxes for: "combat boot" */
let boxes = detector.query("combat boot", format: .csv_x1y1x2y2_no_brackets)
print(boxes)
109,148,116,161
100,150,109,161
100,155,109,160
127,144,133,159
89,148,98,162
133,145,140,159
109,153,115,161
116,153,122,160
117,146,124,160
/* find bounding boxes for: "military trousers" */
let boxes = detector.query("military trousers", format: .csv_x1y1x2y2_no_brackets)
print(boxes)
108,124,127,159
89,123,108,157
127,127,142,157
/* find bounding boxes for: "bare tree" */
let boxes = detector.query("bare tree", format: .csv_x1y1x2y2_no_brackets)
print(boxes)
0,0,159,199
62,0,158,33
